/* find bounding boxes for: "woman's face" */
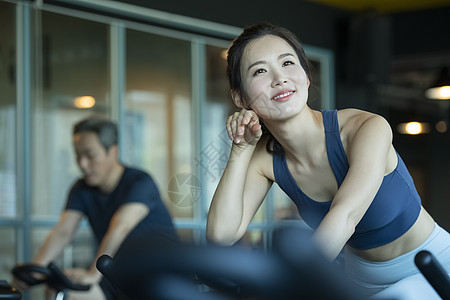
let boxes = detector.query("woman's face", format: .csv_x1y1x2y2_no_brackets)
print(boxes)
237,35,309,121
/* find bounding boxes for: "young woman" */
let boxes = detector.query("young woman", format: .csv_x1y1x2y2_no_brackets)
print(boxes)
206,22,450,299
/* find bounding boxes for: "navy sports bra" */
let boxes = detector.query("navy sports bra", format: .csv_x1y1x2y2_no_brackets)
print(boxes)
273,110,421,250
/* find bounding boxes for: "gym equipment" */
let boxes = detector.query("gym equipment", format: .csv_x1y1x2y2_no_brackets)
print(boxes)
96,225,366,300
97,224,450,300
11,262,90,300
415,250,450,299
0,280,21,300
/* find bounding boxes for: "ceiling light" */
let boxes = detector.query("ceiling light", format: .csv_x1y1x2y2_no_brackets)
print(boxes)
397,122,430,135
425,66,450,100
74,96,95,109
435,121,448,133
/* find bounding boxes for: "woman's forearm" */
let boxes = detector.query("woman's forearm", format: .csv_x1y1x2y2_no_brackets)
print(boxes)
206,144,256,244
312,203,357,261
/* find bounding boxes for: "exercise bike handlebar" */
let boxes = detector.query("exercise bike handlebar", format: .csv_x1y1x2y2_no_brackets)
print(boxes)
414,250,450,299
11,264,49,286
12,262,90,292
97,244,289,292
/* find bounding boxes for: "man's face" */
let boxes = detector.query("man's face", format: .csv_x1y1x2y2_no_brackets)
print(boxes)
73,132,117,187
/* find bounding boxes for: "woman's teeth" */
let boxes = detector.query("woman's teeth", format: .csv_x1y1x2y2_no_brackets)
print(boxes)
273,91,293,100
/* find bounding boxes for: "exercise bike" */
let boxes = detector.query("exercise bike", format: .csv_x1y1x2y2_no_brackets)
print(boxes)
96,224,450,300
10,262,90,300
0,280,21,300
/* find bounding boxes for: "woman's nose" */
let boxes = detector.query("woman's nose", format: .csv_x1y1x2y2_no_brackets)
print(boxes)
271,71,287,87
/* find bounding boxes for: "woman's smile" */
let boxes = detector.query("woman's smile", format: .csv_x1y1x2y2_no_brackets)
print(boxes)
272,90,295,102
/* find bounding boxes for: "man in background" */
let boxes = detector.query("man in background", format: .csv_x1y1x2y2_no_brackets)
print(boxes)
14,117,178,300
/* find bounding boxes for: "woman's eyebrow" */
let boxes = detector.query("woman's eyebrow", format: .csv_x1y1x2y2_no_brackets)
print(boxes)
279,52,295,59
247,52,295,71
247,60,266,71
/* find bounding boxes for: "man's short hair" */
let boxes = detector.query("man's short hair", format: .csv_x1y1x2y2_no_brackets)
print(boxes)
73,117,118,151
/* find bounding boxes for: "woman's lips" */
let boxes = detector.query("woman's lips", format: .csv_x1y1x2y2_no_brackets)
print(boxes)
272,91,294,102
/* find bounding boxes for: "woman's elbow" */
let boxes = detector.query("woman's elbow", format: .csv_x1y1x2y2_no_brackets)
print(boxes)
206,226,239,246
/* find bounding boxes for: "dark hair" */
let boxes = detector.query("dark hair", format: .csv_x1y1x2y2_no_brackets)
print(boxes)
227,22,314,152
73,117,118,152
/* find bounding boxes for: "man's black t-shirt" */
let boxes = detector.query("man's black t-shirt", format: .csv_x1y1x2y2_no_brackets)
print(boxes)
66,166,178,245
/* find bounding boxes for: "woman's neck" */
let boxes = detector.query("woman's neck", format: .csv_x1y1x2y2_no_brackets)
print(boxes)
265,108,324,160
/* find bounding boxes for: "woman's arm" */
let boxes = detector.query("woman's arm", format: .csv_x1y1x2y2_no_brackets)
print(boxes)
206,109,272,245
313,112,394,260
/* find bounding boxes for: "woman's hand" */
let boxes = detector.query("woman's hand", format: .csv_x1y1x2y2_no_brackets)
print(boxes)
226,109,262,146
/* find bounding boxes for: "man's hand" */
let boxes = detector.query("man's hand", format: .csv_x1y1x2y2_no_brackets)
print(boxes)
11,276,31,292
64,268,101,285
11,268,46,291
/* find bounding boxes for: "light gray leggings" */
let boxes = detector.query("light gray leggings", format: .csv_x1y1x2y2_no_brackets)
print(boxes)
344,223,450,300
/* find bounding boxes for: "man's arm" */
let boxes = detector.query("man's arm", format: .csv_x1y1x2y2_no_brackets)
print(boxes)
83,202,149,283
33,210,84,266
11,210,82,291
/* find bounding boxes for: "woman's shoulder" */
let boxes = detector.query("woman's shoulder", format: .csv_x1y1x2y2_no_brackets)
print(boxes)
336,108,390,132
335,108,393,150
336,108,377,121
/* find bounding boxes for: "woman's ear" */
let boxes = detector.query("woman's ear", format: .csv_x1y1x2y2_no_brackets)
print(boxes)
230,90,246,109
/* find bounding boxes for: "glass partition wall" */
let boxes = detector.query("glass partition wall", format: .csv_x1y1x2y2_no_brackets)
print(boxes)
0,0,334,294
0,0,19,288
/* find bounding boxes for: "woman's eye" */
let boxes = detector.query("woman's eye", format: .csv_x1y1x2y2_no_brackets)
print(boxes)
283,60,294,67
253,68,266,76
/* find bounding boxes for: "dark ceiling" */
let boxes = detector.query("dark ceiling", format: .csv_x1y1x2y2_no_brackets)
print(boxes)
308,0,450,13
